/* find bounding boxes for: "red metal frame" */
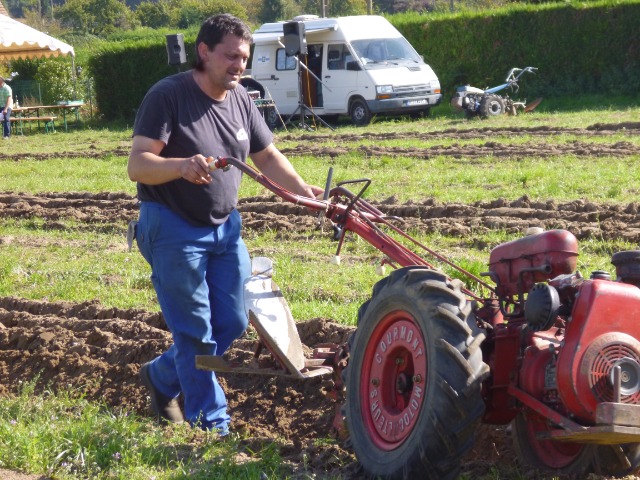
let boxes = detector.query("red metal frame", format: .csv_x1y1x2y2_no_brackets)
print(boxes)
212,156,640,454
213,157,493,298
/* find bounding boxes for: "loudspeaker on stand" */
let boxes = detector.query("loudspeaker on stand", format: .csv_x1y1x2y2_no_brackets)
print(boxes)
166,33,187,66
283,21,307,56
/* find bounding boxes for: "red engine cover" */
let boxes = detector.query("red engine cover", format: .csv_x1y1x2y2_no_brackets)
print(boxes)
489,229,578,298
556,279,640,422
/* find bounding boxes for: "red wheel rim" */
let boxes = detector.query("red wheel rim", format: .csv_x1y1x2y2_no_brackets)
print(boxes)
360,310,428,451
524,414,585,468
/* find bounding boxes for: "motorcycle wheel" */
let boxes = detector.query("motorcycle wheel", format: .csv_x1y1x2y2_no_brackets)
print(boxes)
344,267,489,480
512,411,640,476
479,94,506,118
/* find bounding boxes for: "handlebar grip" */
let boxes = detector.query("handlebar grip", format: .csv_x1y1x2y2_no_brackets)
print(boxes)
209,157,231,171
323,167,334,201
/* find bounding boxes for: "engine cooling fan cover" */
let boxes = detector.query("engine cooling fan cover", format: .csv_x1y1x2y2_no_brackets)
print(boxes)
581,332,640,404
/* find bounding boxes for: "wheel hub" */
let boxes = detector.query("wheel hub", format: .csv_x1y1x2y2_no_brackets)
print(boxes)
361,313,428,450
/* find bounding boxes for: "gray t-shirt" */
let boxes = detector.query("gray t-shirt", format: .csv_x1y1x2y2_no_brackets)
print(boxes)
133,70,273,226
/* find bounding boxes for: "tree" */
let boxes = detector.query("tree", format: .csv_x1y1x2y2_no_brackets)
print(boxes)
299,0,367,17
55,0,139,35
169,0,248,29
134,0,172,29
259,0,285,23
33,57,76,103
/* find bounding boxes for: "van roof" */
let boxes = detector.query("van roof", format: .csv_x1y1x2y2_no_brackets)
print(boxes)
253,15,402,44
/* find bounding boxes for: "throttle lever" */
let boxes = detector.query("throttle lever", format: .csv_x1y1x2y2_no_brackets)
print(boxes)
318,167,334,227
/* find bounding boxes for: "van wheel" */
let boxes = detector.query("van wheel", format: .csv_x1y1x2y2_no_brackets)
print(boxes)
349,99,371,126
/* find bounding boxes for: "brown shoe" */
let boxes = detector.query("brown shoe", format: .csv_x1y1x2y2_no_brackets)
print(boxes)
140,362,185,424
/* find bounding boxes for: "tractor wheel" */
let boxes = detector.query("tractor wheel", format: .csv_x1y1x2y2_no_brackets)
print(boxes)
349,98,372,126
512,412,640,476
479,94,506,118
344,267,489,480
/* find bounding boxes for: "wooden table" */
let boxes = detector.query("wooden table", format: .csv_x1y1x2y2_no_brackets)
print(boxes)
11,106,58,134
43,103,86,132
12,103,85,133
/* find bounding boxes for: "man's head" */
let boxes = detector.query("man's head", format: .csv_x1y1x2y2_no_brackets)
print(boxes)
194,14,252,72
0,76,5,86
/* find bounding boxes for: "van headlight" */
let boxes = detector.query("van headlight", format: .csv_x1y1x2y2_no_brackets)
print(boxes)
376,85,393,99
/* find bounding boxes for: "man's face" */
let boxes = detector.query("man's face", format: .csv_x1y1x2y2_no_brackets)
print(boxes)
200,33,250,95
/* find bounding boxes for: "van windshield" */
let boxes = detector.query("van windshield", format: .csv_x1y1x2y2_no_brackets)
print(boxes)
350,38,422,67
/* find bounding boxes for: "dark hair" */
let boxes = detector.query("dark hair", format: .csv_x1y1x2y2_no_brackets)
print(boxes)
194,14,253,71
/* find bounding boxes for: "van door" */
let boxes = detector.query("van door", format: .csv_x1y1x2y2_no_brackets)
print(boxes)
300,44,324,108
322,43,361,113
253,47,298,115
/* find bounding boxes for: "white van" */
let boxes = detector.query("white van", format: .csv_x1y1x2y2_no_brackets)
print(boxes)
250,15,442,127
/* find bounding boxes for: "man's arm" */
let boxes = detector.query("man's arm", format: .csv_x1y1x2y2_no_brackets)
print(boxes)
128,135,214,185
250,143,323,198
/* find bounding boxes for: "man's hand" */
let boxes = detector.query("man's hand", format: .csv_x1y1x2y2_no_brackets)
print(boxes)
180,155,214,185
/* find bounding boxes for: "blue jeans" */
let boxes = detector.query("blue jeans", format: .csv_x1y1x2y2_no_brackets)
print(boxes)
136,202,250,432
3,107,11,137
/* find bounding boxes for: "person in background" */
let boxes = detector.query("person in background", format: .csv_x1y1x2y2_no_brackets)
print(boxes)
127,13,322,434
0,76,13,139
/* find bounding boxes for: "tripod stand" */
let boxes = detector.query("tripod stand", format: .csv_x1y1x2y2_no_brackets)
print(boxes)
284,55,334,131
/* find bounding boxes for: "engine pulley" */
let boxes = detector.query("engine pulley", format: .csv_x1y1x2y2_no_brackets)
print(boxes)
611,357,640,397
525,283,560,331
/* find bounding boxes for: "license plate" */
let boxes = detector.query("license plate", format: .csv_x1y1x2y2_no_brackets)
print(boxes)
405,99,428,106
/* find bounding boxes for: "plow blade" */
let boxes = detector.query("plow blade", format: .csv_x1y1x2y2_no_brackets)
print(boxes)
196,257,333,379
524,97,543,113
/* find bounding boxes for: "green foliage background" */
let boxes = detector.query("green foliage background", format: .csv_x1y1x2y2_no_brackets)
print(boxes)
88,34,194,121
394,0,640,96
77,0,639,121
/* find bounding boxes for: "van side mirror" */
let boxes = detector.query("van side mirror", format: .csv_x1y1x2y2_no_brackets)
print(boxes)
346,61,361,71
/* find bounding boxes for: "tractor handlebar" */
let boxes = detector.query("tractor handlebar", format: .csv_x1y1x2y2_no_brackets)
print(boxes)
210,157,495,297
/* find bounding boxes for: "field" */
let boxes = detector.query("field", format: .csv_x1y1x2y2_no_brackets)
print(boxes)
1,100,640,479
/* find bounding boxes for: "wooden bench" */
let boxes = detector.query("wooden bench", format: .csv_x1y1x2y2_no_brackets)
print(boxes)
9,116,58,134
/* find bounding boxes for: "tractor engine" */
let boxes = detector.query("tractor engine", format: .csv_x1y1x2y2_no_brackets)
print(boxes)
485,229,640,426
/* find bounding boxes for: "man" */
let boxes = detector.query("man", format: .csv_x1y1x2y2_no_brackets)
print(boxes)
0,76,13,139
128,14,322,434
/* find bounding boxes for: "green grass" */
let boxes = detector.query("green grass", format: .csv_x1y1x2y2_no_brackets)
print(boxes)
0,381,292,479
1,99,640,479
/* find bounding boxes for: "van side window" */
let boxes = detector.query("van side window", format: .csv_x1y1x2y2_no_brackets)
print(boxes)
327,44,348,70
276,49,297,71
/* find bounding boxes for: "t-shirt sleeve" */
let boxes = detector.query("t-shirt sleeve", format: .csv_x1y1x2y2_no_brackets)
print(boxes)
132,88,175,144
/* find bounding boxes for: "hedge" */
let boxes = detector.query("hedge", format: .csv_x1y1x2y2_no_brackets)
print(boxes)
89,0,640,121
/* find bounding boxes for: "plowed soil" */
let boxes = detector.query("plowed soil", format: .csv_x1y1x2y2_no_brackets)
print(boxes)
2,122,640,479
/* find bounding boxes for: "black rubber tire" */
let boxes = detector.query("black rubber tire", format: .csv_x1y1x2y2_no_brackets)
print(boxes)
479,94,506,118
345,267,489,480
265,107,282,131
512,412,640,476
349,98,372,126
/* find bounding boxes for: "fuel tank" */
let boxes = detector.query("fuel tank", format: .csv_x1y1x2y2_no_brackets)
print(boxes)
489,229,578,298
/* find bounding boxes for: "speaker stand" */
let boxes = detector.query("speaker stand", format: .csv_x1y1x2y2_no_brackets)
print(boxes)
284,56,334,131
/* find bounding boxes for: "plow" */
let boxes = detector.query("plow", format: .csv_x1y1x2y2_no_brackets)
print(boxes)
197,156,640,479
451,66,543,119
